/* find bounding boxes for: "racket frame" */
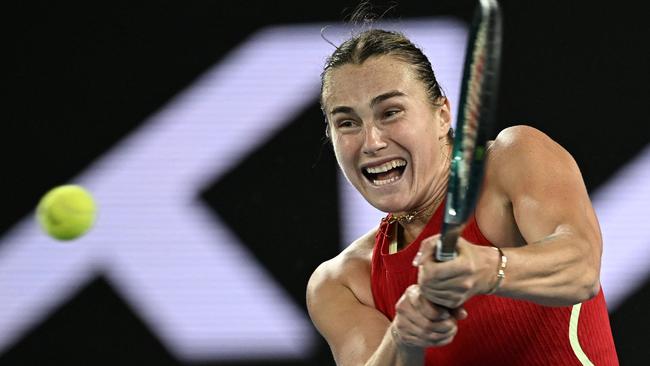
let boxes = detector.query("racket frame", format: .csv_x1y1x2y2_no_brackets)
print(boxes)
436,0,502,262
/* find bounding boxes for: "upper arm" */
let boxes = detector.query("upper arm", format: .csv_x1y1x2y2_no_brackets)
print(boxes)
307,260,390,366
489,126,602,264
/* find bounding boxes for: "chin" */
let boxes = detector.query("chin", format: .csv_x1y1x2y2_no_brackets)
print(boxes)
353,174,414,213
364,193,409,214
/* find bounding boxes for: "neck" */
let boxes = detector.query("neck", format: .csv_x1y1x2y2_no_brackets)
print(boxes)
394,148,451,246
392,145,451,247
398,191,445,244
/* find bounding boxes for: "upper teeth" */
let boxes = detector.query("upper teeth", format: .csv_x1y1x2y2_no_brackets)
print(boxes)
365,159,406,174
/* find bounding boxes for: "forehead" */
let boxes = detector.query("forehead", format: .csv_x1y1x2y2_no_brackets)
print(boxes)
323,56,424,110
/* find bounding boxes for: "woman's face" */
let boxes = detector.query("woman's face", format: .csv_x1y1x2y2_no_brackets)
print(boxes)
322,55,451,214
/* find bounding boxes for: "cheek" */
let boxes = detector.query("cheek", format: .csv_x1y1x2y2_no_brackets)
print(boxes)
332,137,356,171
331,136,344,161
406,129,440,170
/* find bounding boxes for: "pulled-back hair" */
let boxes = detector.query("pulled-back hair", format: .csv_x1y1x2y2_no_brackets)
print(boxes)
320,29,445,110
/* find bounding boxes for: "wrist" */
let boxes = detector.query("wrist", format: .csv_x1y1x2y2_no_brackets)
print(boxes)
485,246,507,295
389,325,426,366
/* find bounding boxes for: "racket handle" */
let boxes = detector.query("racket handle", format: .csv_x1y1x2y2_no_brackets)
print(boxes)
435,225,462,262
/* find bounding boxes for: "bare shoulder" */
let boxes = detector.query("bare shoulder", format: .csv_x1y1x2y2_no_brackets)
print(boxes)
478,125,583,245
307,226,378,309
485,125,579,185
488,125,574,164
306,226,394,365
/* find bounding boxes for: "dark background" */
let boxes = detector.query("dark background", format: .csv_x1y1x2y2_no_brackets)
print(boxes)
4,1,649,365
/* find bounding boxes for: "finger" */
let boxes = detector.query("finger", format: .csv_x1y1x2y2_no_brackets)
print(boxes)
406,285,455,321
395,287,435,328
391,323,426,348
418,287,465,309
420,275,473,298
413,235,440,266
395,287,461,348
417,272,467,302
420,298,452,321
400,309,448,336
437,294,466,310
397,302,457,342
424,324,458,346
419,257,472,284
423,316,457,335
394,306,440,348
402,287,458,331
452,306,468,320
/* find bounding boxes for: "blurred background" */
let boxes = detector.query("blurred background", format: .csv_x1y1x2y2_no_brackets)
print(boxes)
3,1,649,365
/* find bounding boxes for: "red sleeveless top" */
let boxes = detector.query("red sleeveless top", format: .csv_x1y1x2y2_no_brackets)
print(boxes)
371,204,619,365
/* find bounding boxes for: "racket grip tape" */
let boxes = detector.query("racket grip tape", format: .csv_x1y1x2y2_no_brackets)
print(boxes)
435,225,462,262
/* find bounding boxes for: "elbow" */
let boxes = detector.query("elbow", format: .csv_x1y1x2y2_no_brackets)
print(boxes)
582,245,603,302
585,276,601,301
573,236,602,303
575,268,601,303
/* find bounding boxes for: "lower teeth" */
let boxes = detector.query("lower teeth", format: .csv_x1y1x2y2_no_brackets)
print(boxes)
373,176,400,186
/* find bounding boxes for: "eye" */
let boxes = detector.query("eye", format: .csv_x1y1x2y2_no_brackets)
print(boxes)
383,109,402,119
336,119,360,130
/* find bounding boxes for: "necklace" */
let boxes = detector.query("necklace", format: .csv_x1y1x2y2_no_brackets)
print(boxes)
385,195,444,225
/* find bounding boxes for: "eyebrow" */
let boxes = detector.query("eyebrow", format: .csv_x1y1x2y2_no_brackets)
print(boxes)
329,90,407,115
370,90,406,108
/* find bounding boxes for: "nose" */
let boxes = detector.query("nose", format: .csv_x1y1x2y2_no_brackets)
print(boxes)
362,124,387,155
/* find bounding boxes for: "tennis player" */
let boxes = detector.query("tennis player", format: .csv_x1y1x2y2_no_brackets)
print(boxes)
306,28,618,365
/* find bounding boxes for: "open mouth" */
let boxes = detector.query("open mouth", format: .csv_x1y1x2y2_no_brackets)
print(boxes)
362,159,407,186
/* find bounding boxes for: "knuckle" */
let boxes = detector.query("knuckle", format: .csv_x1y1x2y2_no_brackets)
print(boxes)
443,319,458,331
406,284,420,294
395,323,408,334
418,285,432,297
395,299,410,313
461,279,473,291
419,266,438,282
427,332,444,342
395,303,409,315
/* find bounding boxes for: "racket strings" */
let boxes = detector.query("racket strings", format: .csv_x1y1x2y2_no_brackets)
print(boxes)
462,19,488,153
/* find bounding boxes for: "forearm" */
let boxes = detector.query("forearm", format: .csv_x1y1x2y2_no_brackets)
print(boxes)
364,325,425,366
494,231,601,306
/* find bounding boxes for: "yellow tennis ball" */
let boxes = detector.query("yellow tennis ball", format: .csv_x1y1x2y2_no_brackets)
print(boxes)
36,184,97,241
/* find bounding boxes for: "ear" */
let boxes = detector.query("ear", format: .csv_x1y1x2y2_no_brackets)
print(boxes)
437,97,452,136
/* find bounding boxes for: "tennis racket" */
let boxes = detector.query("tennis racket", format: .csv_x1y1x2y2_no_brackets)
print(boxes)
435,0,502,262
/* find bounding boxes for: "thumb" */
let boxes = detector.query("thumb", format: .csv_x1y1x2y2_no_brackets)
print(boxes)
412,235,439,266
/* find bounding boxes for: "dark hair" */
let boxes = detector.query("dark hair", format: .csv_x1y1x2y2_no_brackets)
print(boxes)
320,28,451,140
320,29,445,112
